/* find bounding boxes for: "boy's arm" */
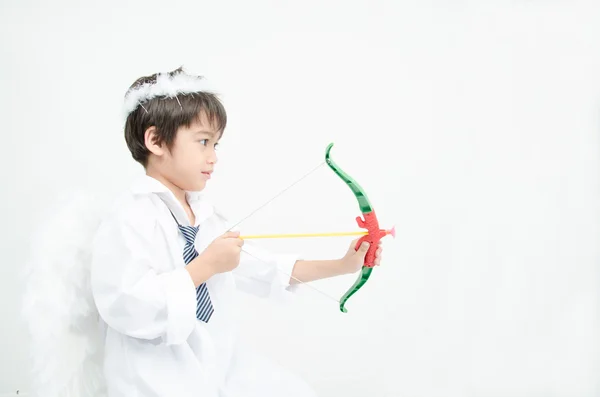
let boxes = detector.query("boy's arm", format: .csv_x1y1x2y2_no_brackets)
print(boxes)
287,240,375,283
287,258,346,284
231,239,376,298
91,209,198,345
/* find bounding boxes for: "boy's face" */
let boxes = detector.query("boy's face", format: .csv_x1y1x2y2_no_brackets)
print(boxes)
151,111,220,192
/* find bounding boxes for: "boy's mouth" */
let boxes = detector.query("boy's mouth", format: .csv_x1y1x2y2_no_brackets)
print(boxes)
202,171,212,179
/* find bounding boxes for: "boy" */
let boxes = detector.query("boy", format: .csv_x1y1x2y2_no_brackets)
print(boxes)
91,67,383,397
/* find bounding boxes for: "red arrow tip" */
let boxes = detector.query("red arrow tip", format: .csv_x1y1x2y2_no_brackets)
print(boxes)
388,226,396,238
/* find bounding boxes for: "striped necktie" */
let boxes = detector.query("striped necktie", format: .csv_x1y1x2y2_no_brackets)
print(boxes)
178,224,214,322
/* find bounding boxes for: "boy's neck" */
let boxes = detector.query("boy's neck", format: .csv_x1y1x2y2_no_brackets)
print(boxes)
146,169,195,224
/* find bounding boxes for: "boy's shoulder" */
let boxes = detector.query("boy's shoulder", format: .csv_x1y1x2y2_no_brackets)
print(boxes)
100,187,159,233
98,175,168,231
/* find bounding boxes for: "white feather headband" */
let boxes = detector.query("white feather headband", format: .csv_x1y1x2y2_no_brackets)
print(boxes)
122,68,217,120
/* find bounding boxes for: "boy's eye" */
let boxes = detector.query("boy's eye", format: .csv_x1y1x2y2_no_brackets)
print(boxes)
198,139,219,149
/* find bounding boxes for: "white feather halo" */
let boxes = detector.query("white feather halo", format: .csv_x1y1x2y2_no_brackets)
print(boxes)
122,67,218,120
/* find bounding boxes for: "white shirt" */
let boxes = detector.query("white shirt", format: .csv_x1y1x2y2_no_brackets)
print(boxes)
91,175,317,397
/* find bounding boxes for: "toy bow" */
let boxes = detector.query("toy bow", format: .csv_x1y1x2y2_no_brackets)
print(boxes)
323,143,393,312
229,142,394,313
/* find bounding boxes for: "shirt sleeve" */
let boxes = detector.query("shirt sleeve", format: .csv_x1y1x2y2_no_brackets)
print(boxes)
231,240,300,301
91,207,197,345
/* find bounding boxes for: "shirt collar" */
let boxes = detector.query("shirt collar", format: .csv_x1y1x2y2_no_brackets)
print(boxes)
130,174,215,226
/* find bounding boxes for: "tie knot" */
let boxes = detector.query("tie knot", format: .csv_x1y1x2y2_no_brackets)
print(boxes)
178,225,199,245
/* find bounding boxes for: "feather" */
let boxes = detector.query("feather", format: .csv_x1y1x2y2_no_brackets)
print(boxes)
21,190,110,397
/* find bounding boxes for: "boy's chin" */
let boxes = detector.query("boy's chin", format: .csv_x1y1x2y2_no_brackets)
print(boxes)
187,180,207,192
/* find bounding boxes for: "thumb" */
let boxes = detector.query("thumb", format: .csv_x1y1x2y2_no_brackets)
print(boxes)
356,241,370,254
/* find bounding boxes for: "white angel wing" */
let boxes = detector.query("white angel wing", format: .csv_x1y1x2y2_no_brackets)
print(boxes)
21,190,110,397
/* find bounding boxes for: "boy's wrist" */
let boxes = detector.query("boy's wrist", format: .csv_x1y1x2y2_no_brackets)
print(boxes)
334,258,353,275
185,254,216,287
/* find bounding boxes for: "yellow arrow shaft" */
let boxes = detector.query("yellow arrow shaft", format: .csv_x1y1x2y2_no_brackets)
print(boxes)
239,231,369,240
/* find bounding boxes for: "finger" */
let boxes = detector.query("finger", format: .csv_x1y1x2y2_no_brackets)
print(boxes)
222,231,240,238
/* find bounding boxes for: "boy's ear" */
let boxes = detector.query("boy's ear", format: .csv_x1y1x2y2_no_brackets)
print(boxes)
144,126,164,156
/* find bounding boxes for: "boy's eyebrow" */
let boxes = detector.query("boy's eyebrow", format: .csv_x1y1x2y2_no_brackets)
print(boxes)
193,129,216,136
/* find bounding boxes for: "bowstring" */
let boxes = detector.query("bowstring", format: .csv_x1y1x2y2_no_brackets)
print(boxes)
226,160,326,232
224,158,341,303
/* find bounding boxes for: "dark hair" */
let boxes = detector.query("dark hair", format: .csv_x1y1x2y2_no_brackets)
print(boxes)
124,67,227,167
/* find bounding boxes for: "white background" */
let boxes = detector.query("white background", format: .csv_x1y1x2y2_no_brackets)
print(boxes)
2,0,600,396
